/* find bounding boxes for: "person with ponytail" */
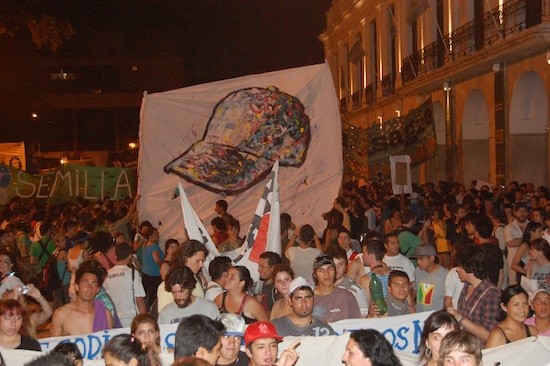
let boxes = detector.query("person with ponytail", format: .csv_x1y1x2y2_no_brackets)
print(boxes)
103,334,161,366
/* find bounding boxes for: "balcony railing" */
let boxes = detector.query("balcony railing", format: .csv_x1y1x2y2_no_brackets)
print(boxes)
401,0,536,85
352,91,362,109
365,82,376,105
340,97,348,114
381,74,395,97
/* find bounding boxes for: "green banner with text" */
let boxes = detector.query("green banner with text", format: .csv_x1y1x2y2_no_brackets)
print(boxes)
0,164,135,205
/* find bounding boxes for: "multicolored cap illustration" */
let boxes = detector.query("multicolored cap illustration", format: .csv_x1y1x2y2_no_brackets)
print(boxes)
164,86,310,194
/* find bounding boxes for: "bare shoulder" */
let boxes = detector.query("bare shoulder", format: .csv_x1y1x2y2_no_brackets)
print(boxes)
485,326,506,348
528,325,538,336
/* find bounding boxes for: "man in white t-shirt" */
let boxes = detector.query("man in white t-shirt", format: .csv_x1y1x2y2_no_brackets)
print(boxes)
504,202,529,285
103,243,147,327
158,266,220,325
285,225,322,285
383,233,415,283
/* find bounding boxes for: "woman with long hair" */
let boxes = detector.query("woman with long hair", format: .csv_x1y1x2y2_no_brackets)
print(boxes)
103,334,161,366
527,238,550,289
418,310,460,366
215,266,268,324
140,227,164,310
342,329,402,366
0,299,41,351
269,264,294,320
4,283,53,339
485,285,538,348
510,221,544,279
160,239,179,282
131,313,162,355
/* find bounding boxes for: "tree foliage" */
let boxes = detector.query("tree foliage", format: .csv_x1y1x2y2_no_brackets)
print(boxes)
0,2,75,51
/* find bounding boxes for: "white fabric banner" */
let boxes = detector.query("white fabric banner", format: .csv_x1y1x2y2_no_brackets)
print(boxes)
22,312,550,365
138,63,342,244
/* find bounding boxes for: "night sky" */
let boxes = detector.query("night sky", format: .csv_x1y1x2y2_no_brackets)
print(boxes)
0,0,332,152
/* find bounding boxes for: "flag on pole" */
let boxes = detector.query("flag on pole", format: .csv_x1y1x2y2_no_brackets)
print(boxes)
177,181,220,279
407,0,430,25
234,160,281,285
348,40,365,64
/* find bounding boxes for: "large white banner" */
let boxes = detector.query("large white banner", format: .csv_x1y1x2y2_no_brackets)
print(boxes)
138,63,342,243
29,312,550,365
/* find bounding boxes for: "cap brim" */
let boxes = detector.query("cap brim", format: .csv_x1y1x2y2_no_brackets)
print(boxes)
225,331,244,337
246,334,283,346
164,141,273,195
314,259,336,269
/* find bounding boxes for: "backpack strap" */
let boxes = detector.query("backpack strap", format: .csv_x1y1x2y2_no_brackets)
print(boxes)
37,238,51,262
131,267,137,312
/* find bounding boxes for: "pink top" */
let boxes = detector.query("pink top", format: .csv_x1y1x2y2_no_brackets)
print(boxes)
94,250,117,272
525,316,550,336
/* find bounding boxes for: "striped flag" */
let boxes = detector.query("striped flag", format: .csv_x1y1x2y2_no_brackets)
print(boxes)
177,181,220,279
234,160,281,285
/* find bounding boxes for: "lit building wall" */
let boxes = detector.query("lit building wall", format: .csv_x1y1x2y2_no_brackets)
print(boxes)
321,0,550,187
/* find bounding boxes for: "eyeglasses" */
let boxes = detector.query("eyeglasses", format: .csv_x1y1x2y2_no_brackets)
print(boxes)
2,314,23,321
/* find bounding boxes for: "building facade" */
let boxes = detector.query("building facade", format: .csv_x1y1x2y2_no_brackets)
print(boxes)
320,0,550,187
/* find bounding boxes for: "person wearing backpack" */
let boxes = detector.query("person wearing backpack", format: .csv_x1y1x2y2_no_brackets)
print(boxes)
29,221,55,271
52,234,71,307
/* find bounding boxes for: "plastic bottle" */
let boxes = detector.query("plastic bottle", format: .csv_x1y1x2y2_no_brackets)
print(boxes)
370,273,387,315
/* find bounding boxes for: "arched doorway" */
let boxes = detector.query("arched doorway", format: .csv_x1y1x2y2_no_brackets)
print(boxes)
461,89,490,184
509,71,548,186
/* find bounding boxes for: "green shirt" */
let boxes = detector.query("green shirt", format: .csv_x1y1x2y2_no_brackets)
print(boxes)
29,236,55,270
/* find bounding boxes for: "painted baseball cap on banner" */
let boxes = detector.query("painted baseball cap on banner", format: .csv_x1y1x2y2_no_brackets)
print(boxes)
288,276,314,296
217,313,246,336
164,86,311,195
244,321,283,346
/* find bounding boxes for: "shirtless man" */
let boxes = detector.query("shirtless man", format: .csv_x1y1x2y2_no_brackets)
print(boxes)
50,259,113,336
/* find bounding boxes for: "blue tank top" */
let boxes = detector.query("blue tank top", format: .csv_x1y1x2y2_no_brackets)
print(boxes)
141,242,164,277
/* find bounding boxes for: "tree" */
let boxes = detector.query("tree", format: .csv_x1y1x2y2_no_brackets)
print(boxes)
0,2,75,52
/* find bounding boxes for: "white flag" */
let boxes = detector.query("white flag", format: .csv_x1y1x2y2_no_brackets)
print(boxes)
177,181,220,279
234,160,281,285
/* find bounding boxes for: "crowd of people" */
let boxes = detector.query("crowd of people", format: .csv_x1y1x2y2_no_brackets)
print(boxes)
0,178,549,365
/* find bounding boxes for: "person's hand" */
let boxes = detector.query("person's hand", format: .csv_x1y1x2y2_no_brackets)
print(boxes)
368,302,381,318
25,284,43,300
275,339,300,366
446,307,459,319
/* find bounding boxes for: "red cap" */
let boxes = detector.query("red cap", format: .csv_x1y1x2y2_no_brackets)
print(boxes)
244,321,283,346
